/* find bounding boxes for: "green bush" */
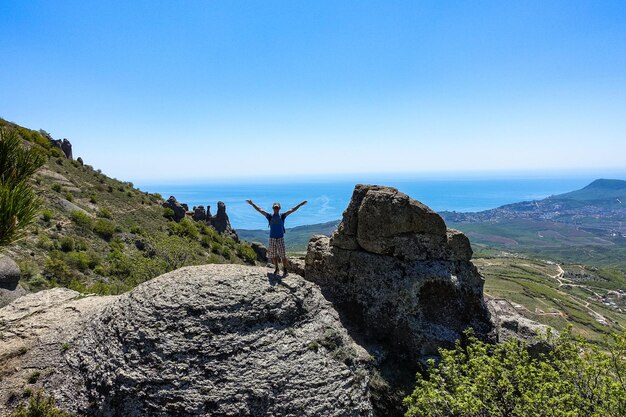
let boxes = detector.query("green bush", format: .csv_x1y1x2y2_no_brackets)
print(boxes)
44,258,74,285
64,192,73,202
70,211,93,230
162,207,175,219
51,183,62,193
89,194,97,204
41,209,54,222
0,128,45,247
59,236,75,252
93,219,115,240
8,390,73,417
66,252,90,272
97,207,112,219
238,244,257,264
180,218,200,239
211,242,224,255
200,235,212,248
37,235,54,250
130,225,143,235
404,328,626,417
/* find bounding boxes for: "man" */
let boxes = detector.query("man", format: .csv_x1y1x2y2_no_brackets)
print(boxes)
246,199,307,276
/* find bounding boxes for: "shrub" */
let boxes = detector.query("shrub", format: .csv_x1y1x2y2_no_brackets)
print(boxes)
9,390,73,417
238,244,257,264
70,211,93,230
97,207,112,219
93,219,115,240
404,328,626,417
41,209,53,222
211,242,224,255
179,218,200,240
130,225,143,235
44,258,74,285
89,194,97,204
37,235,54,250
51,184,62,193
162,207,175,219
73,238,87,251
0,128,45,247
66,252,90,272
107,185,113,193
59,236,75,252
200,235,212,248
64,192,73,202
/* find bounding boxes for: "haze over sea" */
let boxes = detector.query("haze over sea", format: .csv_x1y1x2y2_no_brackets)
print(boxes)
138,172,626,231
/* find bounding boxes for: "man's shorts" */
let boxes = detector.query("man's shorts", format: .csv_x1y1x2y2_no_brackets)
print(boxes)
268,237,286,259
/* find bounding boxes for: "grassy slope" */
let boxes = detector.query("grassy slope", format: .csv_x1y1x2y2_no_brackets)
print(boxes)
476,255,626,344
2,118,257,295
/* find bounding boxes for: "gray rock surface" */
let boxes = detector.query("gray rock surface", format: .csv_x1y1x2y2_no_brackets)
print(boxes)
192,205,208,222
0,255,20,287
486,298,554,355
0,255,24,308
50,138,73,159
0,265,374,417
306,184,494,360
0,284,26,309
250,241,268,262
287,257,306,277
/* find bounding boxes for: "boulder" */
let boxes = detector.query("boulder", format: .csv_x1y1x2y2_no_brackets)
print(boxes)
250,241,268,262
0,255,21,289
192,205,207,222
162,196,186,222
50,138,73,159
487,298,554,356
306,185,494,360
0,265,374,417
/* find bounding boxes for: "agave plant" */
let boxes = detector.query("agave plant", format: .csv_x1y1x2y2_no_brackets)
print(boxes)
0,128,46,247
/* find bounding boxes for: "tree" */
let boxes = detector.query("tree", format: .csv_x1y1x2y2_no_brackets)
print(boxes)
0,128,46,247
403,328,626,417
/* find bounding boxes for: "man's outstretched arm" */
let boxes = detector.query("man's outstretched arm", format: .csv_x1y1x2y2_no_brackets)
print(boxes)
246,200,268,217
284,200,307,217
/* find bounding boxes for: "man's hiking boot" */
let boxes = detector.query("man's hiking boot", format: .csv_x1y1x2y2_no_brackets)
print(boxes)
273,267,280,275
283,270,289,277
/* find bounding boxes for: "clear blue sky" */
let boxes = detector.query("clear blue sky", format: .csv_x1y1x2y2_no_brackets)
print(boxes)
1,1,625,182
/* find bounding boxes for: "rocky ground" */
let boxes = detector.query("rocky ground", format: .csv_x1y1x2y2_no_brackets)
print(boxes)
0,265,374,417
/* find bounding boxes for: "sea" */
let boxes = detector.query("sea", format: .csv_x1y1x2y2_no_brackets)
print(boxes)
136,174,622,230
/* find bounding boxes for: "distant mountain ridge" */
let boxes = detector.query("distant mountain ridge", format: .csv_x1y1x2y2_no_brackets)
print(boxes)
441,179,626,268
554,178,626,202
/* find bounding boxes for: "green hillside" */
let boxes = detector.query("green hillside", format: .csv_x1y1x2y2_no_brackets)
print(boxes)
1,118,257,295
476,255,626,344
554,178,626,203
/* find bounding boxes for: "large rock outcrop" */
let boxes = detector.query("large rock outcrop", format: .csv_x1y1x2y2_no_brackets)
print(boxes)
305,184,494,359
50,138,73,159
0,265,374,417
210,201,239,242
162,195,186,222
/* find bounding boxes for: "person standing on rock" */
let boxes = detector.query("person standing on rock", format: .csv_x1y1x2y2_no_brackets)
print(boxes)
246,199,307,276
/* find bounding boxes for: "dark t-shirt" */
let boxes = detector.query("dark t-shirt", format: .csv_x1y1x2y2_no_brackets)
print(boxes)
266,213,286,238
